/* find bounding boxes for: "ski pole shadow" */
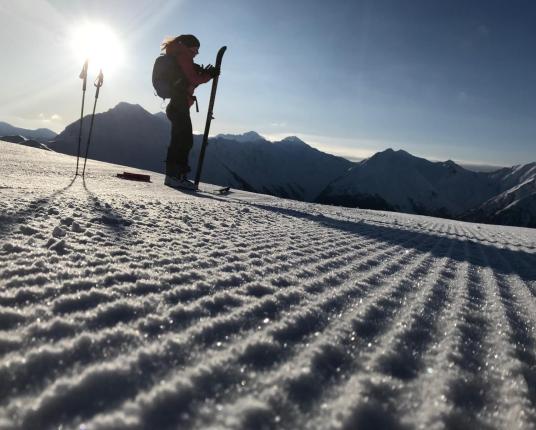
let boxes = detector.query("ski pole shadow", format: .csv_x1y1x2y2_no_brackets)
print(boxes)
243,202,536,283
81,177,133,237
0,175,78,238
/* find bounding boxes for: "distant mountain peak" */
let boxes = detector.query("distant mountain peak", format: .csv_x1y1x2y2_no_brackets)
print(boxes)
108,102,149,115
442,159,464,170
114,101,143,109
216,131,267,142
281,136,306,145
366,148,414,164
242,131,265,140
378,148,411,156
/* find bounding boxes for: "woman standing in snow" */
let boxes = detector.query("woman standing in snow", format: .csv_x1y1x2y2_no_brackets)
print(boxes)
162,34,218,188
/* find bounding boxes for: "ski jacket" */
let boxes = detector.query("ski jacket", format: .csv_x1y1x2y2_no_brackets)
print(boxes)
166,42,212,107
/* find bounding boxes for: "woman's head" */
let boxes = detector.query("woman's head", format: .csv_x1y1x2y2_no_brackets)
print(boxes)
176,34,200,48
161,34,200,55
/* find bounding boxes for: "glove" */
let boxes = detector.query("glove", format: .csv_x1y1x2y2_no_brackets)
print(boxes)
204,64,220,78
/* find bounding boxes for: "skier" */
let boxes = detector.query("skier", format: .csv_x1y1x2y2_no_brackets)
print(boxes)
161,34,219,188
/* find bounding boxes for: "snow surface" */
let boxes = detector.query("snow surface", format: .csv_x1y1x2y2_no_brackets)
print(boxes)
1,140,536,430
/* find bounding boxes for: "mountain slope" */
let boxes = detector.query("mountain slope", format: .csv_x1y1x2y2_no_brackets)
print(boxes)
317,149,534,221
0,121,57,142
1,136,52,151
51,102,170,173
192,134,353,201
464,177,536,227
489,162,536,189
1,142,536,429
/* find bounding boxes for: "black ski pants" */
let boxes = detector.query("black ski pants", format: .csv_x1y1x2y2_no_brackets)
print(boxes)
165,100,192,175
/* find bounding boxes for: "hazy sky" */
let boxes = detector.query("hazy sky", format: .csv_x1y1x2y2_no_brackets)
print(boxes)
1,0,535,166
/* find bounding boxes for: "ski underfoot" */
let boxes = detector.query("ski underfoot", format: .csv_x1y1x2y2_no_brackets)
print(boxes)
167,183,231,196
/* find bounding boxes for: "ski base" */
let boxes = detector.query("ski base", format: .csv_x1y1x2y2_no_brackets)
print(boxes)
167,184,231,196
207,186,231,195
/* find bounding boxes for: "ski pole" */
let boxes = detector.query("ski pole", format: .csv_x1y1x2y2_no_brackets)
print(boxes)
75,59,89,176
82,69,104,177
194,46,227,188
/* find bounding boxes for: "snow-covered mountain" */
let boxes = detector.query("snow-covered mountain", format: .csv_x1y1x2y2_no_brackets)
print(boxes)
317,149,500,215
460,163,536,227
0,121,56,142
317,149,536,227
216,130,266,142
489,162,536,190
464,176,536,228
191,133,352,201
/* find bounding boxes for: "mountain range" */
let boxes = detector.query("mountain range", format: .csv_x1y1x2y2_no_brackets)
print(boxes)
3,102,535,228
318,150,536,226
0,121,56,142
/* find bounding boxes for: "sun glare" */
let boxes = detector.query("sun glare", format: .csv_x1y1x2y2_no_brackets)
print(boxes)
71,22,124,77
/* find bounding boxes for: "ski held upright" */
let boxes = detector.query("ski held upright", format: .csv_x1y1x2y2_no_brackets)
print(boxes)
194,46,227,188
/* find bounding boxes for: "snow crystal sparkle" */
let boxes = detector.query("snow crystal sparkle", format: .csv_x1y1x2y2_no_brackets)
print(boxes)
1,142,535,429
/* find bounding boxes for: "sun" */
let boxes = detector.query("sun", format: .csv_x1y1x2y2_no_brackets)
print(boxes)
71,21,124,77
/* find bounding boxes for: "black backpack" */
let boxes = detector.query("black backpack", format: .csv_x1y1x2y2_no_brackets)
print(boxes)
152,54,185,99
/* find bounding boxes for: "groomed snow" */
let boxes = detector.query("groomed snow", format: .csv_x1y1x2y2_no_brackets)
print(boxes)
1,140,535,430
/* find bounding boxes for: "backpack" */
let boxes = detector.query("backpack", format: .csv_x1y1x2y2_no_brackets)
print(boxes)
152,54,185,99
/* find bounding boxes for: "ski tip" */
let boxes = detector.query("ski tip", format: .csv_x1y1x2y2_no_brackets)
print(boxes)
216,186,231,195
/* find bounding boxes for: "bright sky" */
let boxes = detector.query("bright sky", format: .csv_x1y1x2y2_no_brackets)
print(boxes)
1,0,535,166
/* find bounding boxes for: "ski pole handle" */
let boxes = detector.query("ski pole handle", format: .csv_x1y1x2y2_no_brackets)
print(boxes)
80,59,89,91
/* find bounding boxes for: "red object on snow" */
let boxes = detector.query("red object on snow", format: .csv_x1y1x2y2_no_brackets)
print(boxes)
116,172,151,182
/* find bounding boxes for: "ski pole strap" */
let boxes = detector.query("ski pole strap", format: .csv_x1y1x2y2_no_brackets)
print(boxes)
193,96,199,113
